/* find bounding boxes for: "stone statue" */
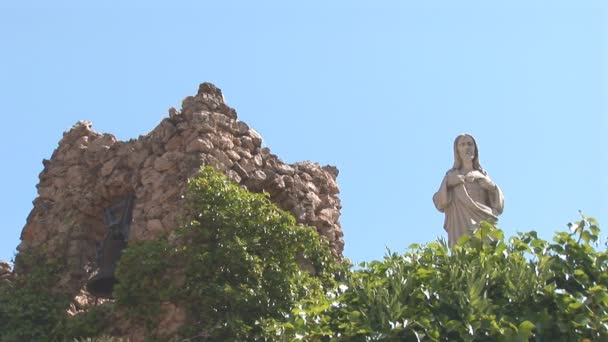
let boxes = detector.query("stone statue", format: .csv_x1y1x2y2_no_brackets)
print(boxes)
433,134,504,246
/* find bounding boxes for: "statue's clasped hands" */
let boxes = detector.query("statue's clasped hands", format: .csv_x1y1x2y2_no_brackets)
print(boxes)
447,170,495,190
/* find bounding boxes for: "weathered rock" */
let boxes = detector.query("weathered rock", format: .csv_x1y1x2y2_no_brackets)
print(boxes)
0,261,11,277
146,219,164,234
235,120,249,136
185,138,213,153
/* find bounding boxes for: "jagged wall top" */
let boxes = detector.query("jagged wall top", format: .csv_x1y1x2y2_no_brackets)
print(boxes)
17,83,343,292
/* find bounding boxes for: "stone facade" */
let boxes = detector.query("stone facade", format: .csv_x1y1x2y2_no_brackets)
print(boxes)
12,83,343,309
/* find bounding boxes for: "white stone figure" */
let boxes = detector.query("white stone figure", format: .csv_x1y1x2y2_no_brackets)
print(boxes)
433,134,504,246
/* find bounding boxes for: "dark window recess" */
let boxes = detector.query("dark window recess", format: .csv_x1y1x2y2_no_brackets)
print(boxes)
86,194,134,298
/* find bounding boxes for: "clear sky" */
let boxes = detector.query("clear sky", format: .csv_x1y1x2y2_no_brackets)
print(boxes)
1,0,606,265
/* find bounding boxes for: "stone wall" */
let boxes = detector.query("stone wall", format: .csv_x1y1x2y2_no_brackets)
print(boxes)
14,83,343,300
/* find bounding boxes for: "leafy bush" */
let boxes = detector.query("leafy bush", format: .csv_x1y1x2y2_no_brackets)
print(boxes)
75,337,125,342
0,253,70,341
268,216,608,341
63,304,114,340
0,253,112,341
114,166,340,340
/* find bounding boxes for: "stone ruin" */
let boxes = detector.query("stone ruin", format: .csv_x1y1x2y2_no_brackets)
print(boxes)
5,83,344,335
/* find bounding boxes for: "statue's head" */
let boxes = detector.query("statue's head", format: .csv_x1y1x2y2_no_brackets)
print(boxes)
452,133,483,171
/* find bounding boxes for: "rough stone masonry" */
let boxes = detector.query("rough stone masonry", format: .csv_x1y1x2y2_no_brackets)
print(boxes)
15,83,344,296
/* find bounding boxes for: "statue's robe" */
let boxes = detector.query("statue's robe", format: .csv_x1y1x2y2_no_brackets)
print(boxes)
433,169,504,246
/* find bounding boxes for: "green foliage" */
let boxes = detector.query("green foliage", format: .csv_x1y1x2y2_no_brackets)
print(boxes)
75,337,125,342
113,239,176,329
0,253,70,341
0,253,113,341
114,166,340,340
269,216,608,341
63,304,114,339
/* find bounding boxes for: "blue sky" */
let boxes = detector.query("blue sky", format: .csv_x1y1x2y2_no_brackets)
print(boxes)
1,1,606,265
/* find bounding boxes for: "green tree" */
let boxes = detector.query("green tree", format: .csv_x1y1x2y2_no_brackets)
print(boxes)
114,166,340,340
0,253,70,341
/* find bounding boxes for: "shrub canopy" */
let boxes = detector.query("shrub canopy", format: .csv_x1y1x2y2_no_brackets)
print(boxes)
114,166,340,340
267,218,608,341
